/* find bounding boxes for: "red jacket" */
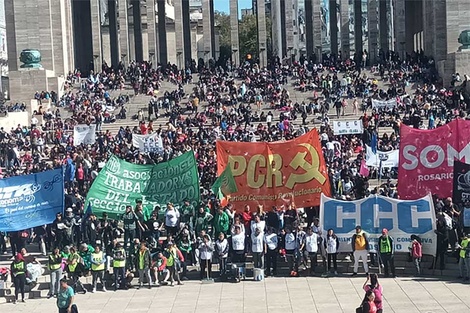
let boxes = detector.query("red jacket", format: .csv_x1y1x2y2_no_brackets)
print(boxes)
411,240,422,258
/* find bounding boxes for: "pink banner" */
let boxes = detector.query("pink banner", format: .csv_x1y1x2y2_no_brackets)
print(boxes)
398,119,470,199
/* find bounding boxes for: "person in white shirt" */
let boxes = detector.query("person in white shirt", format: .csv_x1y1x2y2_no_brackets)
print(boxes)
214,233,229,279
251,228,264,269
305,228,319,275
198,235,213,279
284,228,299,276
312,218,327,269
266,113,273,127
230,226,246,263
264,227,278,276
325,229,340,275
250,214,266,235
164,203,180,236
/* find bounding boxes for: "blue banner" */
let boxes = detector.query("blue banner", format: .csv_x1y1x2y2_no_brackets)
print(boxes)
320,193,437,255
0,169,64,232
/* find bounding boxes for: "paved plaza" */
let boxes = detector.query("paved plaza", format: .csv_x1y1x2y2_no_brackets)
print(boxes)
1,276,469,313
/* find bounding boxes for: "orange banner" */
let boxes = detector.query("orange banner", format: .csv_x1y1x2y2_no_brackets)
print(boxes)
216,129,331,210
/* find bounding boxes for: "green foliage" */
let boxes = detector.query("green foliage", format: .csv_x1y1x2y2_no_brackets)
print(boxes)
214,11,273,63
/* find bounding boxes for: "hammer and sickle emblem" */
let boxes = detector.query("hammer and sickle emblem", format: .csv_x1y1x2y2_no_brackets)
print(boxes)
285,143,326,189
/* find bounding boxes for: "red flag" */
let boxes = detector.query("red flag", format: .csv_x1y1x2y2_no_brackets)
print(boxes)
360,160,370,177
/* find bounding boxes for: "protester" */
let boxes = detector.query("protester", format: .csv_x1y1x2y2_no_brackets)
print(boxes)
1,51,469,307
10,253,26,303
457,233,470,280
363,274,383,313
57,278,78,313
409,235,423,276
378,228,396,277
199,234,213,280
325,228,339,275
136,242,152,289
48,248,64,298
90,245,107,292
352,226,370,276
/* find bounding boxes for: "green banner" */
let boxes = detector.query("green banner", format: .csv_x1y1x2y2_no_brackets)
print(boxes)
86,152,200,219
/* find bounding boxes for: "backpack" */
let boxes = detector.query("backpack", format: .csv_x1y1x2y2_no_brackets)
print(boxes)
355,233,367,250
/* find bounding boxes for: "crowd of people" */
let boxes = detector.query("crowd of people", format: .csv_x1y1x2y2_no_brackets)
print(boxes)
0,51,470,311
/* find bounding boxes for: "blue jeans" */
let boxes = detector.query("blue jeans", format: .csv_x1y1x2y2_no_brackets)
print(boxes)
49,268,63,295
114,267,125,289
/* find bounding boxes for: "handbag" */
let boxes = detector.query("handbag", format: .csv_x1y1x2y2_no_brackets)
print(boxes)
355,306,363,313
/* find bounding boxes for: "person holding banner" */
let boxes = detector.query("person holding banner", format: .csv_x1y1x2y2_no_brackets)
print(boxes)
352,226,370,276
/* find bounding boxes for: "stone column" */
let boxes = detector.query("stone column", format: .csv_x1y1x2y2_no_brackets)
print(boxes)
394,0,406,59
156,0,167,65
5,0,18,72
108,0,119,67
312,0,322,62
182,0,192,66
65,0,75,72
118,0,130,65
340,0,350,59
271,0,282,60
280,0,287,57
433,0,447,61
285,0,294,61
379,0,389,52
174,0,185,68
257,0,267,67
51,0,67,75
354,0,363,57
102,26,111,65
202,0,213,63
405,0,423,54
305,0,314,58
90,0,103,72
132,0,143,62
147,0,157,64
329,0,338,56
230,0,240,66
368,0,379,64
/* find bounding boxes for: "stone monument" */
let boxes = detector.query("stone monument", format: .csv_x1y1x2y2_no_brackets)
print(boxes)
19,49,43,69
9,49,63,112
438,31,470,87
458,30,470,50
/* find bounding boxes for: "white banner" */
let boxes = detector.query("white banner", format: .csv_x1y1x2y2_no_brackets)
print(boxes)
332,120,363,135
132,132,164,153
73,124,96,145
365,145,399,168
371,98,397,109
319,193,437,255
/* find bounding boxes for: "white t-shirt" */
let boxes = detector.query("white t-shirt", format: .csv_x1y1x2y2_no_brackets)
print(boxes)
264,233,278,251
251,233,264,253
285,233,296,250
165,209,180,227
231,233,245,251
305,233,319,253
326,236,338,254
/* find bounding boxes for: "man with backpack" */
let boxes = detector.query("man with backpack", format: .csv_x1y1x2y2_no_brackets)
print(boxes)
352,225,369,276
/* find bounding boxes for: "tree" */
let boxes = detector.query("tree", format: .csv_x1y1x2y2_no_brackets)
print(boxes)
214,11,231,65
214,11,272,65
239,14,259,60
